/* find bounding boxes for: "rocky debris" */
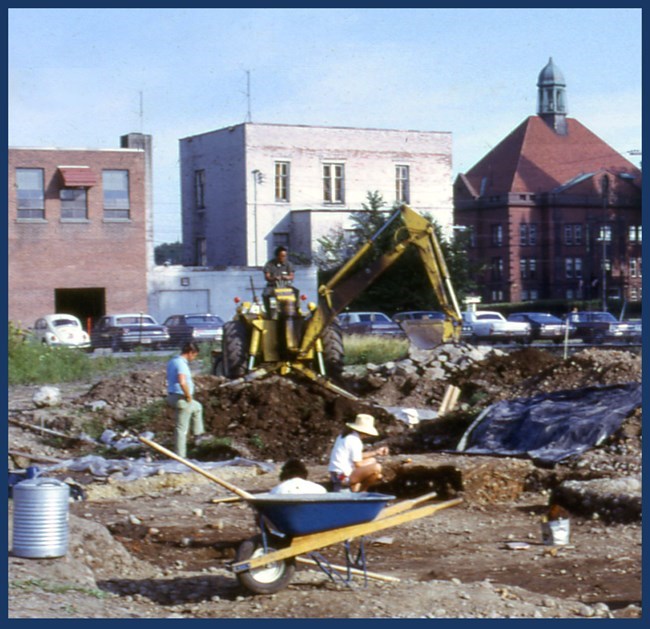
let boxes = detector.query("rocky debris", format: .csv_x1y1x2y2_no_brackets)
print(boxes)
32,386,62,408
344,342,503,407
552,475,642,523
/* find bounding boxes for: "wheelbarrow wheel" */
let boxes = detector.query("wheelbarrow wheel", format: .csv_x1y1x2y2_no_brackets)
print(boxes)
235,535,295,594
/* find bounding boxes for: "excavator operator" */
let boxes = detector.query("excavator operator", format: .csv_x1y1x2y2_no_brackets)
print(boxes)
262,246,298,312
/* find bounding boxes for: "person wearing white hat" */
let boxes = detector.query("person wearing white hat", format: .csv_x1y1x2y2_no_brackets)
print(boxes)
328,413,389,492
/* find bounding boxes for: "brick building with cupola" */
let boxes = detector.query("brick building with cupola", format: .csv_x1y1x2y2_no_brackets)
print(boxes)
453,58,642,307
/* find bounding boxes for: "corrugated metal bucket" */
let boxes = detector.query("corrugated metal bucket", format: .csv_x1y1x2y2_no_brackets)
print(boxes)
12,477,70,558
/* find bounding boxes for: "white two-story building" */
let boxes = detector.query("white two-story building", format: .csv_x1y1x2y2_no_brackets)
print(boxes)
179,122,453,267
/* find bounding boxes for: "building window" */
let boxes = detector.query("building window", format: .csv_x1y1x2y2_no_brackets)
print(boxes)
629,225,642,243
196,237,207,266
491,224,503,247
630,258,638,278
60,188,88,220
630,288,638,301
491,290,504,302
565,257,582,279
520,223,528,246
491,257,503,280
519,258,537,280
529,223,537,245
520,258,537,279
16,168,45,219
103,170,130,219
564,224,573,245
195,170,206,210
637,257,642,278
275,162,290,202
599,224,612,242
395,165,410,203
323,163,344,203
468,226,476,248
573,224,582,245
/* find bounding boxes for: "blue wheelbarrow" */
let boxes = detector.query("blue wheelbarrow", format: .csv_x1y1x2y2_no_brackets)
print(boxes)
139,436,462,594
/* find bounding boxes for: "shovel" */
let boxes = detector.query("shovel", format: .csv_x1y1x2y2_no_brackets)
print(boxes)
400,319,446,349
138,435,256,501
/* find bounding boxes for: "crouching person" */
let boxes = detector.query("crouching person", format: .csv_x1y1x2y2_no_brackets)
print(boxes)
328,414,389,492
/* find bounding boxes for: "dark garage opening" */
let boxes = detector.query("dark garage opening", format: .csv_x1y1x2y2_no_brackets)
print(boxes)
55,288,105,332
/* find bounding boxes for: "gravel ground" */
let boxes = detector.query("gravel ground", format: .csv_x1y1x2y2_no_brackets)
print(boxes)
7,345,642,619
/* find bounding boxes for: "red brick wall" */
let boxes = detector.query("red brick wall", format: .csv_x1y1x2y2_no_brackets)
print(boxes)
8,147,149,326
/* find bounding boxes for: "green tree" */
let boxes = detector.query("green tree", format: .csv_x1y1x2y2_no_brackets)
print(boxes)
316,192,477,314
154,241,183,265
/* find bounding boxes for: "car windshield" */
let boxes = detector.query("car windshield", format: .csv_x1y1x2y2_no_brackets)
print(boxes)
117,316,156,325
185,316,223,325
591,313,617,323
476,314,500,320
52,318,79,327
529,314,561,323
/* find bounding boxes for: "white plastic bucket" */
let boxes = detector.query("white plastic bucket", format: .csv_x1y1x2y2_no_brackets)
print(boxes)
12,477,70,558
541,518,570,545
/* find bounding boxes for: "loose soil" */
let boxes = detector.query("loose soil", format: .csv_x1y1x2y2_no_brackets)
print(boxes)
8,346,642,619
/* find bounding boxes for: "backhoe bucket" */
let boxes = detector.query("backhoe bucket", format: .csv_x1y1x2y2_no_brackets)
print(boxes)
400,320,445,350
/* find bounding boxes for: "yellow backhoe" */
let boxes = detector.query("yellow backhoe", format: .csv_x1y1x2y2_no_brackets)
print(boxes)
213,204,463,398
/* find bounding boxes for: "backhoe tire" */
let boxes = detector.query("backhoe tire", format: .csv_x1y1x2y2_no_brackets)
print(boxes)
222,320,248,379
235,535,295,595
321,323,344,379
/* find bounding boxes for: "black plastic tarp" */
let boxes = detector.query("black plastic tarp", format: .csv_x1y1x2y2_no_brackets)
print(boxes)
457,382,642,464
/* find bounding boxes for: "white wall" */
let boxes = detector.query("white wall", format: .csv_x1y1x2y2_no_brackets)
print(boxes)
147,264,319,323
180,123,454,267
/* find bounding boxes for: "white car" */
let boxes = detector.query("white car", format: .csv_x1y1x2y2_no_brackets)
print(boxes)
32,314,91,349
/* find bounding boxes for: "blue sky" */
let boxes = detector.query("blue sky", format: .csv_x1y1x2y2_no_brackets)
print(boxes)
8,7,642,246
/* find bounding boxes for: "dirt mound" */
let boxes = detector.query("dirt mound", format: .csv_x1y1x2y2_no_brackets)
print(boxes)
451,348,641,405
73,347,640,464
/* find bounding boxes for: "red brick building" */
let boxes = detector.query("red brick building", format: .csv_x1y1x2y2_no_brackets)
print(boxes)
8,133,153,329
454,59,642,307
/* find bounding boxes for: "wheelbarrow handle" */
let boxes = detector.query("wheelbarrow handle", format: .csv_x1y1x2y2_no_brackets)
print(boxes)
138,436,256,501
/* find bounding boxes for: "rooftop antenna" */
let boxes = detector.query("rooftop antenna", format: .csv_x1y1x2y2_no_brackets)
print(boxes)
245,70,252,122
139,91,144,132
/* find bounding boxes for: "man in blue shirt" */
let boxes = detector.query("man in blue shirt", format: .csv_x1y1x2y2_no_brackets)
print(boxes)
166,342,205,457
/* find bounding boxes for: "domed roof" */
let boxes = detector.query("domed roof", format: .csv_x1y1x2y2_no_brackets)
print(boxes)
537,57,566,87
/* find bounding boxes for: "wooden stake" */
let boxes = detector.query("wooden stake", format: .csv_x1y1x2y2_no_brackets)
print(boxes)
211,495,243,504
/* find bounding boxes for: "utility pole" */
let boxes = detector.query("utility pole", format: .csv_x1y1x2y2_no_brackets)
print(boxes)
601,175,609,312
252,169,264,266
245,71,252,123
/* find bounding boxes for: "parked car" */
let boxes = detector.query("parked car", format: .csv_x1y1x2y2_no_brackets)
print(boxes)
163,313,225,347
336,312,406,337
507,312,575,343
90,314,170,351
392,311,446,324
31,314,91,349
462,310,530,343
565,311,641,344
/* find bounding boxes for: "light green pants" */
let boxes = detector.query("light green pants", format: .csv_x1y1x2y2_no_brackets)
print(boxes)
167,394,204,458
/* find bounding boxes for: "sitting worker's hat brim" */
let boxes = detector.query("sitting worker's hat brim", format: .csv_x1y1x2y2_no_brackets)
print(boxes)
346,413,379,436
